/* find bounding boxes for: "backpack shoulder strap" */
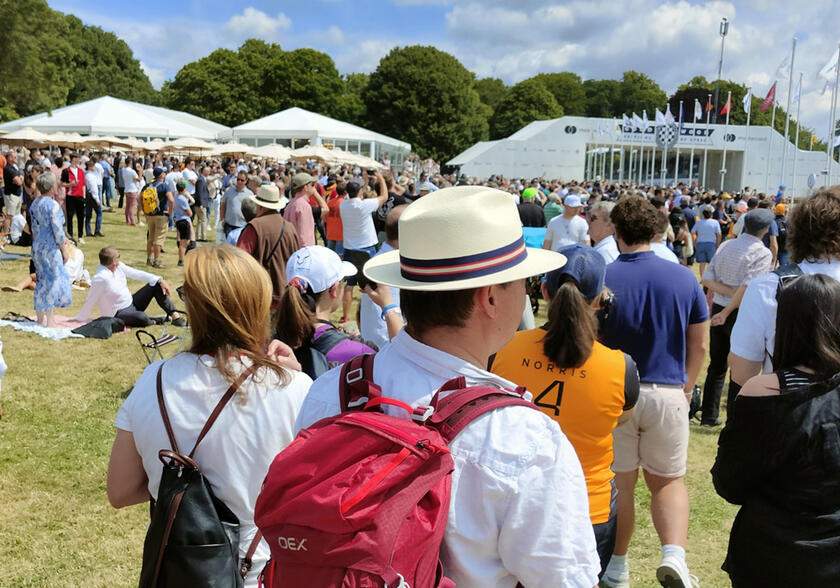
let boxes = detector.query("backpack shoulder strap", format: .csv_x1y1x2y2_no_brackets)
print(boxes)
338,353,381,412
188,364,255,458
311,324,348,356
426,377,539,443
156,364,180,453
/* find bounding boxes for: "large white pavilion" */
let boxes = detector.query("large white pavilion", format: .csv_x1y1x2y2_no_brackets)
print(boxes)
449,116,840,195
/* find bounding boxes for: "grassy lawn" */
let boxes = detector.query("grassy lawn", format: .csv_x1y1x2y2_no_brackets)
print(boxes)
0,211,737,587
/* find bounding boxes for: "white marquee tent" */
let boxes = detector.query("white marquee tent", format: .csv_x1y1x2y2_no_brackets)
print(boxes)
224,107,411,164
0,96,228,141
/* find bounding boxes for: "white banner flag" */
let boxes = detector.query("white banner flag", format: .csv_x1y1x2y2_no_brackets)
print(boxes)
632,112,643,130
819,47,840,80
791,77,801,105
655,110,666,125
622,114,631,129
774,53,790,81
694,99,702,121
665,108,675,125
743,89,752,114
834,134,840,148
642,110,649,130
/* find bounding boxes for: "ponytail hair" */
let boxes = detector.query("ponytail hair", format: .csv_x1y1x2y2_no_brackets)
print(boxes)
542,279,598,369
275,278,317,349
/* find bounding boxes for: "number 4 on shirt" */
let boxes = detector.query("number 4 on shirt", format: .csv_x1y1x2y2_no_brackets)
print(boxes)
534,380,565,415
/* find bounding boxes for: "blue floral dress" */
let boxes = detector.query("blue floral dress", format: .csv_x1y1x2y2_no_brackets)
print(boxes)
30,197,72,312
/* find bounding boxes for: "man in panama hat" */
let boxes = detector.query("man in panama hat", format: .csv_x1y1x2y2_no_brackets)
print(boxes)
296,186,601,587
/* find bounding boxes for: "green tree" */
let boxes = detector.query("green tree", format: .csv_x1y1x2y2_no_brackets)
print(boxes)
363,45,488,161
474,77,508,117
334,73,369,126
490,79,563,139
275,48,344,116
161,48,257,127
0,0,75,117
63,16,158,106
613,71,668,117
582,79,621,117
529,72,586,115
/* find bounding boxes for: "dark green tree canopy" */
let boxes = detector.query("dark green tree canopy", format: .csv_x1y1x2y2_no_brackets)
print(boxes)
529,72,586,116
363,45,488,161
490,79,564,139
474,77,508,117
582,79,621,117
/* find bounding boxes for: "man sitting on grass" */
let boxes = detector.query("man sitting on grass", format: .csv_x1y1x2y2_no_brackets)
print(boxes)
75,246,185,328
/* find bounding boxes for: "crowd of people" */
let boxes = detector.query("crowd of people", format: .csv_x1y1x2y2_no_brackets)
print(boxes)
2,141,840,587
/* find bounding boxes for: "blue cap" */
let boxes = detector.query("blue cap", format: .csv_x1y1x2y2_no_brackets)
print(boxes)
545,243,606,301
779,184,786,189
153,166,166,177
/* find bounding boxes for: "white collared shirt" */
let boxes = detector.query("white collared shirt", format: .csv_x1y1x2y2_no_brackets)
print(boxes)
593,234,620,263
730,257,840,372
296,331,600,588
76,262,160,322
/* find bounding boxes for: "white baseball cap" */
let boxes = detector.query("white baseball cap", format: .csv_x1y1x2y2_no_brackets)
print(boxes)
286,246,357,294
564,194,582,208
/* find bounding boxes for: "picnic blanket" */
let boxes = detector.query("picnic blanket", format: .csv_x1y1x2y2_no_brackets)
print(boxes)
0,316,84,340
0,251,31,262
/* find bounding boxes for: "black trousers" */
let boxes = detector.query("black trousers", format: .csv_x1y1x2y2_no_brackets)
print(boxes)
118,185,125,208
114,282,176,327
65,196,85,239
701,304,739,423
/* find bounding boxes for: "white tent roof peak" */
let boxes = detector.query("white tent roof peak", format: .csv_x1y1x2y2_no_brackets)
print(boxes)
0,95,228,140
231,106,410,150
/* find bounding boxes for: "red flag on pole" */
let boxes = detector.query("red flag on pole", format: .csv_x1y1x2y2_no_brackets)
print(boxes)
760,82,776,112
720,95,731,115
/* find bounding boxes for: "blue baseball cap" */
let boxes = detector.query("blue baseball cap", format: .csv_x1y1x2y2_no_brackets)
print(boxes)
544,243,606,302
153,166,166,177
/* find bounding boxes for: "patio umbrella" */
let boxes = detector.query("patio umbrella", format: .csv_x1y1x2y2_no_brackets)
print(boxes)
247,143,292,161
0,127,51,146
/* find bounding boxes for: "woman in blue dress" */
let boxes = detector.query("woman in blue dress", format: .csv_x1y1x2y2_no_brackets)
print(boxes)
30,171,71,327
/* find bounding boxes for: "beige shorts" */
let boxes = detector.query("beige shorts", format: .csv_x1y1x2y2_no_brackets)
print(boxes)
613,382,689,478
4,194,22,216
146,215,168,247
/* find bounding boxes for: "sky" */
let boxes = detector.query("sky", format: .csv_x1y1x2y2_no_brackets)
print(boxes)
50,0,840,140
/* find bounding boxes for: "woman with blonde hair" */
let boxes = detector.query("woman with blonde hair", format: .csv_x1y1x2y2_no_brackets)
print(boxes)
107,244,311,586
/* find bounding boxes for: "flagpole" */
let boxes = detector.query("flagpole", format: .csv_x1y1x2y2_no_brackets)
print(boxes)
792,72,803,202
780,37,797,187
702,93,711,189
610,118,616,182
721,91,732,191
689,99,697,187
740,87,752,192
674,101,682,185
764,99,777,193
827,40,840,187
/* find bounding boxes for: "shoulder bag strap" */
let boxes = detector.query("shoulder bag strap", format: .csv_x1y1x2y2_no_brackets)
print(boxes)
156,364,181,453
338,353,381,412
263,219,286,263
188,364,256,458
240,531,263,579
426,378,539,443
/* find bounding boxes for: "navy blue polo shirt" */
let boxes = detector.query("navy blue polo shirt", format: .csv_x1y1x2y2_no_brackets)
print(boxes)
601,250,708,385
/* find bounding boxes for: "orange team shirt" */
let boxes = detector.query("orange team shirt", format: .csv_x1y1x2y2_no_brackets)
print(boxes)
325,196,344,241
491,330,633,524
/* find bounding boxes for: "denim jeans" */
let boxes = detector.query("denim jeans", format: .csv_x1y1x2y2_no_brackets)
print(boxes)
102,177,113,207
84,194,102,235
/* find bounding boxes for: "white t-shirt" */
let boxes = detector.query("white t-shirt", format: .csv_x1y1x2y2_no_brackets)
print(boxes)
10,213,26,244
296,331,600,588
359,242,402,348
64,248,85,283
165,170,183,195
181,168,198,195
730,258,840,372
121,167,140,193
339,197,380,250
544,214,589,251
116,353,312,587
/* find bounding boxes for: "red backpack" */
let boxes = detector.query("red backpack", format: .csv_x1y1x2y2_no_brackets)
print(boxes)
254,354,538,588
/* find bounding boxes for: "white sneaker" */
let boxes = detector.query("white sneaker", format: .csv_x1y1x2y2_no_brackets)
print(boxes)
657,555,699,587
600,569,630,588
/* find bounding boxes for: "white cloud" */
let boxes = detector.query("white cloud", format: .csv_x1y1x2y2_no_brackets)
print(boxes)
225,7,291,39
139,61,165,89
325,26,345,45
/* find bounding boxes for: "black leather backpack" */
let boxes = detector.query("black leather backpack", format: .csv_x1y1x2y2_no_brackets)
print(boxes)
138,364,261,588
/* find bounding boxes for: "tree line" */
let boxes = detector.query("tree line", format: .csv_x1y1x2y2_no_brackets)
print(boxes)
1,1,830,161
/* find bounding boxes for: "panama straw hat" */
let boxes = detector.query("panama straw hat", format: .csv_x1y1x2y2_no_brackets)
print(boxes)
363,186,566,291
254,183,284,210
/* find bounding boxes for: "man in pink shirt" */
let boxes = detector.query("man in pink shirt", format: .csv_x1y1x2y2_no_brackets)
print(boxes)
284,172,327,247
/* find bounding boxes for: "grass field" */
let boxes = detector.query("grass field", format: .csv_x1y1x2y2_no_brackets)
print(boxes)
0,210,738,587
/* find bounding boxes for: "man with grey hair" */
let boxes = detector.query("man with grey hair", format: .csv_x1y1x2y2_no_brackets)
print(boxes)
588,201,619,263
36,168,57,196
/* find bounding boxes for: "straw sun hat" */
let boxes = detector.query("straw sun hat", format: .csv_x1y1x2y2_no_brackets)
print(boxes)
363,186,566,291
